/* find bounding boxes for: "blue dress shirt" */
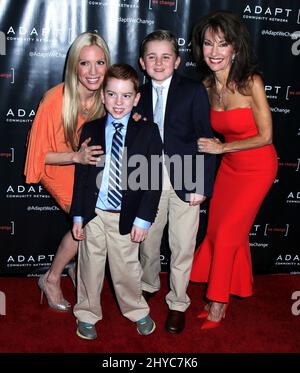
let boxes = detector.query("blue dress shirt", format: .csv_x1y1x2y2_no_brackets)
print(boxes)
73,113,151,230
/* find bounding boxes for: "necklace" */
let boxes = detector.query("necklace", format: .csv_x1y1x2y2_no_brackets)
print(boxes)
80,106,89,116
215,84,226,105
80,98,93,117
216,91,223,104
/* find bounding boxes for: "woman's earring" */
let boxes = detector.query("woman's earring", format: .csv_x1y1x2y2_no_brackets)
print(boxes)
231,54,236,63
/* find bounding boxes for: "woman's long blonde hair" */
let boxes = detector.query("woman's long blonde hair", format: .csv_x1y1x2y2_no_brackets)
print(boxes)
62,32,111,150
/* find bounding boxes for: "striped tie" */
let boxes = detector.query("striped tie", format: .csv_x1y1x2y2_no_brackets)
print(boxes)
108,122,123,208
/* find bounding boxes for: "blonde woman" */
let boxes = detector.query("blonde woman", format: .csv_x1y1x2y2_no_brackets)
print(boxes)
25,32,111,310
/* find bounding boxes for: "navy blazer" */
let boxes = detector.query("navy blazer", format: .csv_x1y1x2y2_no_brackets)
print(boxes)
70,115,163,235
136,72,216,201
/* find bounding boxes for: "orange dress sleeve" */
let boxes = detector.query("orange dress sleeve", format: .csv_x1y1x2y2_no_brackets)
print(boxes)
24,83,64,183
24,83,87,211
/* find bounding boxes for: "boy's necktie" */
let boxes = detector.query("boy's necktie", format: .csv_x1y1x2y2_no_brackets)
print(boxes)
108,122,123,208
154,85,164,140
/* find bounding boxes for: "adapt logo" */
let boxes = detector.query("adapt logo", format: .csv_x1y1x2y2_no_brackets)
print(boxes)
286,191,300,204
6,108,35,124
243,5,293,23
275,254,300,266
6,26,72,44
0,30,6,55
6,184,50,200
7,254,55,264
265,85,282,99
149,0,178,12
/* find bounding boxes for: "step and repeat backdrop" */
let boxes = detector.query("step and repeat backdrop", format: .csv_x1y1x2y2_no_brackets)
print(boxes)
0,0,299,276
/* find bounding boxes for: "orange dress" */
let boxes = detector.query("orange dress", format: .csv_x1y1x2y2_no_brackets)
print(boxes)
24,83,85,212
190,108,278,302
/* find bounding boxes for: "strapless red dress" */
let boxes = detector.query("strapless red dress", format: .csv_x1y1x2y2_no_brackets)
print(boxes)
190,108,278,302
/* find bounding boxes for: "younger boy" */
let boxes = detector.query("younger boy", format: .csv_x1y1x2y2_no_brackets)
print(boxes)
70,63,163,340
137,30,215,333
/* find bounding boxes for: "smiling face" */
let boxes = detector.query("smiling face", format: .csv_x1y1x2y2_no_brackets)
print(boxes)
139,40,180,84
202,28,235,75
101,78,140,120
77,44,107,93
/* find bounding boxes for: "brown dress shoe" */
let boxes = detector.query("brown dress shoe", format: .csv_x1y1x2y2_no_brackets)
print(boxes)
142,290,156,302
165,310,185,334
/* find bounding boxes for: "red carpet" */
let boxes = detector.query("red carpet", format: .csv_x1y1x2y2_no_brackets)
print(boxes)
0,273,300,354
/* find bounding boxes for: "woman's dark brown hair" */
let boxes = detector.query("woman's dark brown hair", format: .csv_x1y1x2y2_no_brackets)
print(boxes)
192,10,261,92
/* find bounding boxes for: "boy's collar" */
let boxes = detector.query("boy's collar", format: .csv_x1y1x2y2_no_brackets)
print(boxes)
107,112,131,126
151,75,172,89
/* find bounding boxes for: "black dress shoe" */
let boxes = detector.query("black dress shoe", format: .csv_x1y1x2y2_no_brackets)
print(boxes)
142,290,156,302
165,310,185,334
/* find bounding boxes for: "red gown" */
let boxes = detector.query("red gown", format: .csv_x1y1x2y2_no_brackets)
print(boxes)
190,108,278,302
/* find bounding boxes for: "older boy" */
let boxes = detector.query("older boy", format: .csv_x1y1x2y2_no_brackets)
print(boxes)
137,30,215,333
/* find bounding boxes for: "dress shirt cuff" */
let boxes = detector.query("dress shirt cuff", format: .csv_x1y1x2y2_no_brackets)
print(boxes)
73,216,83,224
133,217,151,230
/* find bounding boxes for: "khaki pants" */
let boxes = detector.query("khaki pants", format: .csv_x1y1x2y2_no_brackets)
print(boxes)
74,209,149,325
140,168,200,312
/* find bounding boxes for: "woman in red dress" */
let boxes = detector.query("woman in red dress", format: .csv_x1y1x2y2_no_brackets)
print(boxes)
190,11,278,329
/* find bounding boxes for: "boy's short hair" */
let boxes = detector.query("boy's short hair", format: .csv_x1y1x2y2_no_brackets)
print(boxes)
102,63,139,92
140,29,179,57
